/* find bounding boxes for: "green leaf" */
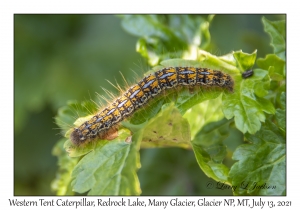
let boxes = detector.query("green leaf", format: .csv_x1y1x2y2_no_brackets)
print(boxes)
256,54,286,107
195,51,275,133
262,17,286,60
141,103,191,149
228,95,286,195
233,50,257,72
223,69,275,134
192,118,232,183
51,139,79,195
64,137,96,158
184,95,224,139
71,129,142,195
279,91,286,110
257,54,285,81
221,50,275,134
120,15,213,66
197,50,239,72
185,95,237,184
275,92,286,132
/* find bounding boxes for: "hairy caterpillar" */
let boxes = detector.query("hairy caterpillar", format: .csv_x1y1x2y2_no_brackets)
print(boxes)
70,67,234,146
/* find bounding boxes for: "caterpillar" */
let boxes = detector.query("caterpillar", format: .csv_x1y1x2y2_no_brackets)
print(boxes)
70,67,234,146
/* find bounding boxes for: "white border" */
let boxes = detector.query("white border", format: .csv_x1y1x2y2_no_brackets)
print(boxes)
1,0,297,209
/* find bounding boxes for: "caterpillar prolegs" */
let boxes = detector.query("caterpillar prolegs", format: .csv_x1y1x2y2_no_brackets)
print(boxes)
70,67,234,146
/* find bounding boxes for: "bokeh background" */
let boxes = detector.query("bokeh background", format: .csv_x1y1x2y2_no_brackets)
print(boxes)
14,14,285,195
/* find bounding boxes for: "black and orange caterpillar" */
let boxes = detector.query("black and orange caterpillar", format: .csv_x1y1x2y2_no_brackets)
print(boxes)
70,67,234,146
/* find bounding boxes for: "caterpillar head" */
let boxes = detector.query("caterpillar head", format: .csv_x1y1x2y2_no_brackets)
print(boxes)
70,128,86,146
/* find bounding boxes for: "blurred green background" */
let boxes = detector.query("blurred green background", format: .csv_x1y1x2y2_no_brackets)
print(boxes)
14,14,285,195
